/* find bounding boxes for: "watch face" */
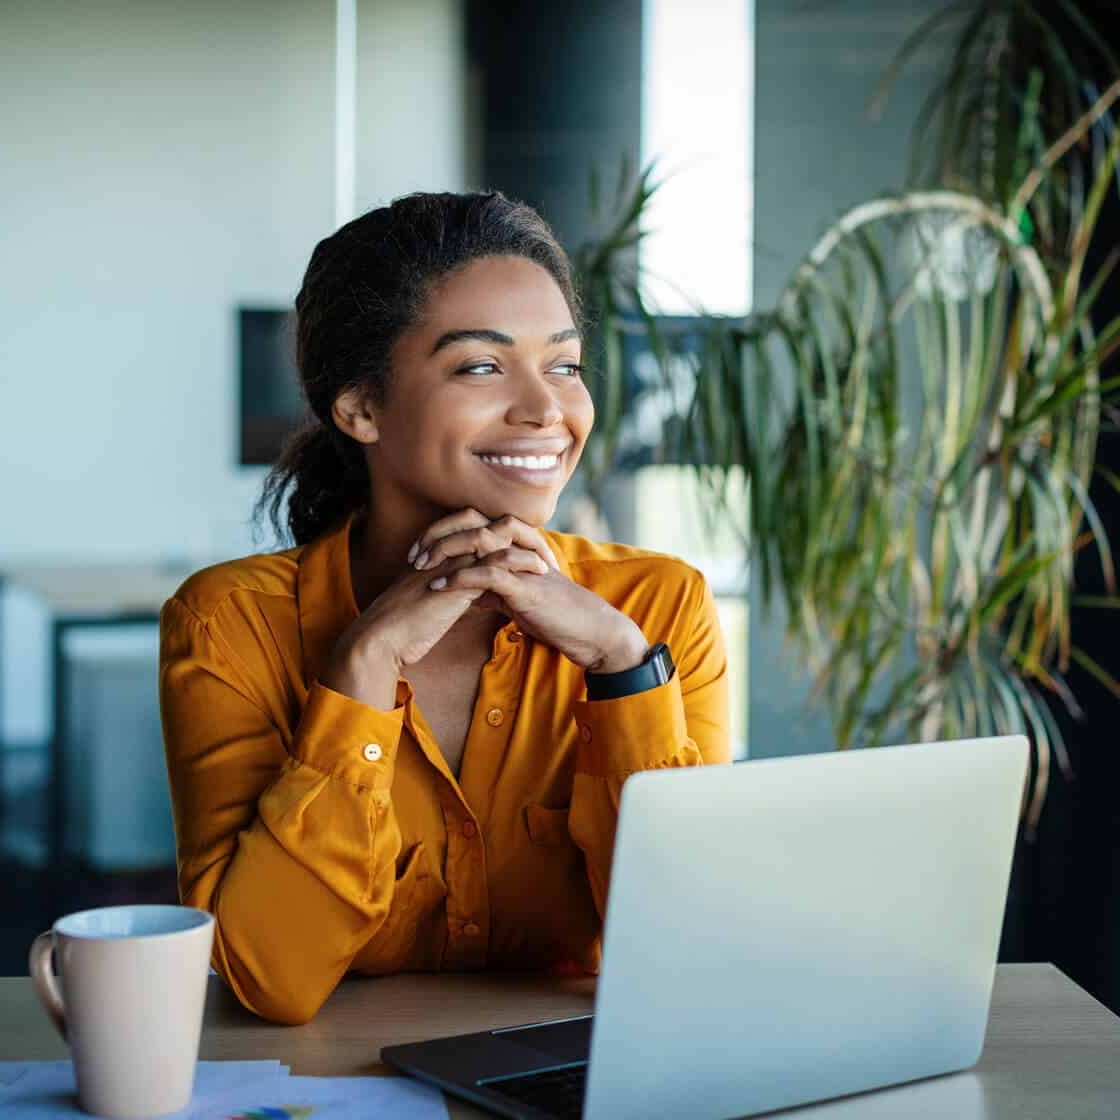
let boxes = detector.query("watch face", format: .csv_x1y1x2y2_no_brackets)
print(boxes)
650,642,674,682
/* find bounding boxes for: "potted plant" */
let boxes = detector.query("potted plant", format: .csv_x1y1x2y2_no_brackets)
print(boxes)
573,1,1120,835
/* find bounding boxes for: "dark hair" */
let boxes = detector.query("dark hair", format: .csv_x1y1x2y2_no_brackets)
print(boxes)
258,191,581,546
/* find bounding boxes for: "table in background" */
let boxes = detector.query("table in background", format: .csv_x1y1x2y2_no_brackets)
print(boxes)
3,964,1120,1118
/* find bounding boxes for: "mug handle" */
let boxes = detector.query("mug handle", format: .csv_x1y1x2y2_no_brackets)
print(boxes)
28,932,68,1039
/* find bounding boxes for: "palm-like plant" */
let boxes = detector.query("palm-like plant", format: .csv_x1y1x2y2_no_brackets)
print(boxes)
571,157,665,505
574,1,1120,827
874,0,1119,263
741,165,1119,831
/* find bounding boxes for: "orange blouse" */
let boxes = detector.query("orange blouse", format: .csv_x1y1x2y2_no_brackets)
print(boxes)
158,515,730,1024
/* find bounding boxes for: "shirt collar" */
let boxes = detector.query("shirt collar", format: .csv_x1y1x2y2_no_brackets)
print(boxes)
296,512,360,690
539,526,572,582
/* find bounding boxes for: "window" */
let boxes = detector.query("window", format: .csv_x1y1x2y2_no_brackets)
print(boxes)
640,0,753,316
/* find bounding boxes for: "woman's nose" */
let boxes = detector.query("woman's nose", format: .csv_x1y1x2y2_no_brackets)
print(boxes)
506,372,564,427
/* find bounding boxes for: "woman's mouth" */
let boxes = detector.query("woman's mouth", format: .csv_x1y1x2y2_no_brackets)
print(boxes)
474,448,568,486
479,452,561,470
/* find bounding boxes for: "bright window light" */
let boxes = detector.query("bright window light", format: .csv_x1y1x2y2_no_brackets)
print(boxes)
640,0,754,316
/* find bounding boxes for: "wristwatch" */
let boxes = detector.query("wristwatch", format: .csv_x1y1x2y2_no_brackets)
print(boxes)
585,642,675,701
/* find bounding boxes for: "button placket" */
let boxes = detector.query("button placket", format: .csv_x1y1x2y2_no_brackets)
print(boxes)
434,624,523,969
438,790,488,967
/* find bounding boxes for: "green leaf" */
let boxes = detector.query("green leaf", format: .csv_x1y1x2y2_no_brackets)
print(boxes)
1072,595,1120,609
1071,645,1120,701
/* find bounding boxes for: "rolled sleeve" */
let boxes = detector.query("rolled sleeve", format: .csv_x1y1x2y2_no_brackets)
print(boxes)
293,681,405,792
571,674,691,777
567,564,729,921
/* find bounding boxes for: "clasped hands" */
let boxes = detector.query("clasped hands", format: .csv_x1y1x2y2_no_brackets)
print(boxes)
323,509,648,710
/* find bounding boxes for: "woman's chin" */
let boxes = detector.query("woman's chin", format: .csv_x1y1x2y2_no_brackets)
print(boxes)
464,491,559,528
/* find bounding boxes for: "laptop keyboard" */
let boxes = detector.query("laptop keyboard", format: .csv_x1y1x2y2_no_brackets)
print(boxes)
482,1063,587,1119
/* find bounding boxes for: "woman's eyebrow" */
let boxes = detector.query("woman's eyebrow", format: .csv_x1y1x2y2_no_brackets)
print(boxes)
429,326,580,355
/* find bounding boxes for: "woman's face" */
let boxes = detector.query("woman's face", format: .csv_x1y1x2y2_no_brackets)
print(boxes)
365,254,594,527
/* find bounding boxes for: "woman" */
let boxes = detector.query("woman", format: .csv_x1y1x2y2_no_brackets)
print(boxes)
159,191,730,1025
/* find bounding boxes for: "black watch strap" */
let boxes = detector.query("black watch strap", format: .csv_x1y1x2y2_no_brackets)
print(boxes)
585,642,675,701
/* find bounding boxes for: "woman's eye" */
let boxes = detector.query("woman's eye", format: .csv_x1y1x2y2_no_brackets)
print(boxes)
457,361,500,376
551,362,584,377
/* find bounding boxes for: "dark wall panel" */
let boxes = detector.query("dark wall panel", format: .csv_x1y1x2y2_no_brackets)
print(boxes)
467,0,644,251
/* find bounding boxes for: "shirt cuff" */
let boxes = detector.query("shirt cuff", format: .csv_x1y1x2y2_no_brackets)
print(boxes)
292,681,405,791
571,673,689,777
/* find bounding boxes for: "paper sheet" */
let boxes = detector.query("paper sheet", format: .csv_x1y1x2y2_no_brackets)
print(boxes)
0,1062,447,1120
0,1061,288,1094
183,1075,447,1119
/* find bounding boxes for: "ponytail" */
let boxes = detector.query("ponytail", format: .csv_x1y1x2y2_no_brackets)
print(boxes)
258,419,368,546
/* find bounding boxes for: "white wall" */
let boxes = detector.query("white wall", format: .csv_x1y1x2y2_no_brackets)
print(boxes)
356,0,466,210
0,0,466,565
0,0,466,778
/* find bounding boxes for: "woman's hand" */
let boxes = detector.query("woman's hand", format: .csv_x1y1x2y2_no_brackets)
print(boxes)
408,508,560,573
411,510,649,674
321,542,545,709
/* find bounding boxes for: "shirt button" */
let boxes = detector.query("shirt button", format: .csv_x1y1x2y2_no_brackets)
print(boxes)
508,630,523,643
362,743,383,762
579,725,592,743
462,821,477,839
486,707,504,727
463,922,480,937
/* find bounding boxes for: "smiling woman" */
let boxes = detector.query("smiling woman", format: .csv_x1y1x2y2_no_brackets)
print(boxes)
157,192,730,1025
332,253,594,542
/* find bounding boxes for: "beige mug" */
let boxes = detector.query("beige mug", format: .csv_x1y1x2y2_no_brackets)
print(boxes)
28,904,215,1119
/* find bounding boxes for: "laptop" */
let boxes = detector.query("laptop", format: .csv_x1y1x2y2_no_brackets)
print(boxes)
382,735,1028,1119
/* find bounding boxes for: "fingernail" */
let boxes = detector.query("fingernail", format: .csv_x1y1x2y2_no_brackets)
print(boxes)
429,576,447,590
407,541,418,563
415,551,430,570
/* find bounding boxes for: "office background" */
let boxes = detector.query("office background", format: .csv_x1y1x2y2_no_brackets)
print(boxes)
2,0,1119,1016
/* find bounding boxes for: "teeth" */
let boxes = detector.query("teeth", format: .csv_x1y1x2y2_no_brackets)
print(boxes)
479,453,561,470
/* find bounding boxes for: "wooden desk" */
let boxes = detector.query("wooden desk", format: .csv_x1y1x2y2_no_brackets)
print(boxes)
2,964,1119,1118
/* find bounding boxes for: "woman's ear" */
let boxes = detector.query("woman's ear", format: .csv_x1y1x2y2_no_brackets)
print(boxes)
331,386,380,446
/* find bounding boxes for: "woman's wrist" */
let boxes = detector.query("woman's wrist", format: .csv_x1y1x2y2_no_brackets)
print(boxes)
321,631,403,711
586,619,649,675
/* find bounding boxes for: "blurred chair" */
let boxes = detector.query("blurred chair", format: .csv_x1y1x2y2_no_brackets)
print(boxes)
0,564,185,869
63,626,175,870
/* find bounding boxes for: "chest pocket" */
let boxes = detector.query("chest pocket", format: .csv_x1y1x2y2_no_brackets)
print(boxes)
516,802,600,965
524,803,572,848
392,840,435,907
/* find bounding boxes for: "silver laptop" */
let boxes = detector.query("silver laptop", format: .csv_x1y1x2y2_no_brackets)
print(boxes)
382,735,1028,1119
